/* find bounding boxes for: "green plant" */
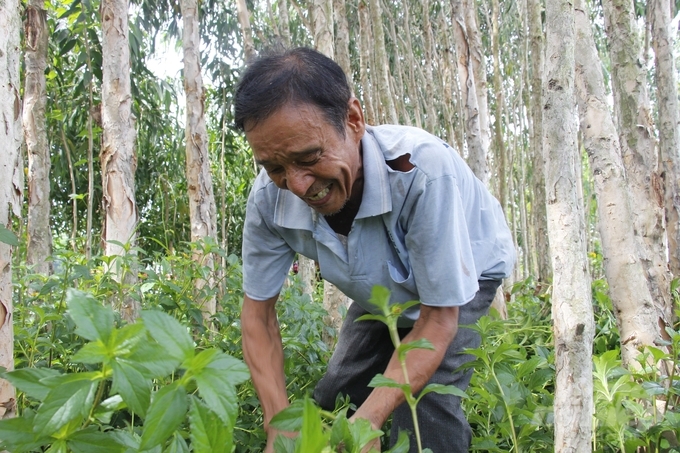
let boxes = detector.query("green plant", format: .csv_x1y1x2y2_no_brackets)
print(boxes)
1,288,249,452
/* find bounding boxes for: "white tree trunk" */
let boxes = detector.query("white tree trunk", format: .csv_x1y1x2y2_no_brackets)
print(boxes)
368,0,398,124
574,0,658,368
182,0,218,320
0,0,22,418
543,0,594,450
277,0,291,47
333,0,351,77
358,0,376,124
23,0,51,275
311,0,334,57
451,0,487,183
101,0,140,322
236,0,257,64
650,0,680,279
526,0,551,284
601,0,673,324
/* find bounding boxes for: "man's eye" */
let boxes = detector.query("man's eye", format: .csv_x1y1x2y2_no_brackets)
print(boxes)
297,157,319,166
266,167,284,174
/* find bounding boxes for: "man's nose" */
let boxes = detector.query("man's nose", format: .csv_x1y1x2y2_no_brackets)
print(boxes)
284,167,313,197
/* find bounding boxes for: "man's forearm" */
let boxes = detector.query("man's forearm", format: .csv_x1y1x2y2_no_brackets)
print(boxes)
351,305,460,429
241,295,290,429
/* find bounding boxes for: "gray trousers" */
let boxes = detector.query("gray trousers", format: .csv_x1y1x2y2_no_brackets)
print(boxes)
313,279,501,453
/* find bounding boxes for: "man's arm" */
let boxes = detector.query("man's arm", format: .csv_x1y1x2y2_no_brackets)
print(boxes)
351,304,460,430
241,294,290,433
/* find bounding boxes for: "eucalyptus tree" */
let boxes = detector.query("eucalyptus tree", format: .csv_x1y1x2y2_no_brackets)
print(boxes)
181,0,218,320
543,0,593,449
526,0,550,284
23,0,52,274
236,0,257,63
0,0,22,418
100,0,140,321
649,0,680,279
573,0,658,369
601,0,673,325
368,0,398,124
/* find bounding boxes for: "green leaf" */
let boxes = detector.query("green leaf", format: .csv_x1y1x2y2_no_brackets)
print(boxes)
141,310,194,362
66,289,114,343
397,338,434,356
2,367,61,400
368,374,410,392
110,322,146,357
67,426,126,453
269,400,304,432
204,350,250,384
140,382,188,450
34,379,97,437
0,412,51,452
294,396,327,453
385,430,410,453
188,396,232,453
164,432,190,453
93,395,125,424
273,435,296,453
111,360,152,417
348,417,383,451
416,383,468,404
368,286,392,313
72,341,109,364
329,413,353,451
126,339,179,378
0,224,19,246
194,370,238,427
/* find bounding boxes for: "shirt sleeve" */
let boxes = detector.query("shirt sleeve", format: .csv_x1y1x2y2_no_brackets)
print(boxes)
404,174,480,307
241,183,296,301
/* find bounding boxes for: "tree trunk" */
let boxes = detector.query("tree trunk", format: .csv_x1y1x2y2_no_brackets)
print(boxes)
451,0,487,183
543,0,594,450
466,0,491,184
23,0,51,275
650,0,680,279
277,0,291,47
312,0,334,58
574,0,659,368
420,0,438,133
182,0,218,321
101,0,140,322
358,0,376,124
527,0,551,284
0,0,22,418
489,0,506,200
602,0,673,324
333,0,351,77
236,0,257,64
400,0,423,129
368,0,398,124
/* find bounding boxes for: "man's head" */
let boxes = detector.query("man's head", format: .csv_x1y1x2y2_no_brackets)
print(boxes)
234,47,352,136
235,48,366,216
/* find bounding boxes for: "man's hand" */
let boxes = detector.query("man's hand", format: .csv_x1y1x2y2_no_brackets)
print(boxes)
241,294,291,437
351,304,460,437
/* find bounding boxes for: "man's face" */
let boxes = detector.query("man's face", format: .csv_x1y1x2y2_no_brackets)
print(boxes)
245,99,366,216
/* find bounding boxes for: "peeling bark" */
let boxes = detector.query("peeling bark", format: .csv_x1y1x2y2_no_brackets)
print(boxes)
602,0,673,324
543,0,594,450
0,0,22,419
368,0,398,124
101,0,140,322
182,0,218,321
574,0,659,368
236,0,257,64
650,0,680,279
311,0,334,57
23,1,51,275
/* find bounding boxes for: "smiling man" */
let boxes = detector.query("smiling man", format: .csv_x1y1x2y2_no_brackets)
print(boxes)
234,47,515,453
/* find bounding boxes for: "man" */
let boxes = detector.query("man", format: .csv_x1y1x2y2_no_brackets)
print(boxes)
235,47,515,452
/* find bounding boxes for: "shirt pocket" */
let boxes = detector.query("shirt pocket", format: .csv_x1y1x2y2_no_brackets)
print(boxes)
387,259,418,294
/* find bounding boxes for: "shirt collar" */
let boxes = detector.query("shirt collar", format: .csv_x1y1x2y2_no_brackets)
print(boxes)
273,125,392,229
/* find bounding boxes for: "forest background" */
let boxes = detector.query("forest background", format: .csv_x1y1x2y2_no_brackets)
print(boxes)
0,0,680,451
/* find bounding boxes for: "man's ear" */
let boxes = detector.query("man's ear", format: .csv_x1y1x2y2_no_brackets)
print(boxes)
347,97,366,141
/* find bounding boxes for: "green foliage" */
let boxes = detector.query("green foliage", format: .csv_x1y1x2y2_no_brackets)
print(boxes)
2,285,248,453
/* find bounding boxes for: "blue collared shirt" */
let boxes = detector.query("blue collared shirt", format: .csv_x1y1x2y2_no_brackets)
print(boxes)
242,125,516,325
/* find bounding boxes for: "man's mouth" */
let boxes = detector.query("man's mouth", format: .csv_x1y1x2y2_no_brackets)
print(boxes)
307,185,331,202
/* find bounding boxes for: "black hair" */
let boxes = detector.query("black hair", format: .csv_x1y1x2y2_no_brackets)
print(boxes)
234,47,352,136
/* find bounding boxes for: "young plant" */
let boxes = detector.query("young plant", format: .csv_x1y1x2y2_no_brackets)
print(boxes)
0,288,249,453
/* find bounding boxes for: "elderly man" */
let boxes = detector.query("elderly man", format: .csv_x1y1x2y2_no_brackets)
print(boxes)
235,47,515,453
